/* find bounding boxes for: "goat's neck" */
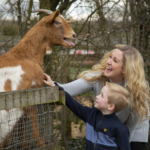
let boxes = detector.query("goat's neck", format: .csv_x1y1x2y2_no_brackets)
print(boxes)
12,35,48,67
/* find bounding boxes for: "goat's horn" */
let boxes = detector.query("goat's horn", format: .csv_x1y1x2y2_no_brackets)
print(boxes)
32,9,53,15
67,19,74,23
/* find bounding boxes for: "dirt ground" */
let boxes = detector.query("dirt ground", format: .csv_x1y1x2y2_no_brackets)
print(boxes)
71,121,86,138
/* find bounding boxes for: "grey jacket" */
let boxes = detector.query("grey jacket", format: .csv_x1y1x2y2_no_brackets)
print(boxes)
58,72,149,142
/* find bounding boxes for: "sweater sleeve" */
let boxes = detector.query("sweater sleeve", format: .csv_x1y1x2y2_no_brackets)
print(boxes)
116,107,139,142
124,110,139,142
57,78,93,96
56,83,92,122
116,128,131,150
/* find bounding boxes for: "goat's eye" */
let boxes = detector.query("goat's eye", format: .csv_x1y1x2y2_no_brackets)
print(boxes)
55,21,61,25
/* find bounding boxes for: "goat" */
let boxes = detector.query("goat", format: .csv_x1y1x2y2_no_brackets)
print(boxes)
0,9,76,149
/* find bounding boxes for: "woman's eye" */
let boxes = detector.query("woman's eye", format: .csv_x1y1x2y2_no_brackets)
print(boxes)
55,21,61,25
114,59,117,63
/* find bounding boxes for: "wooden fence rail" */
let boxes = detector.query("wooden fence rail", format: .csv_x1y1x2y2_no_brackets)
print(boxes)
0,86,65,110
0,86,66,150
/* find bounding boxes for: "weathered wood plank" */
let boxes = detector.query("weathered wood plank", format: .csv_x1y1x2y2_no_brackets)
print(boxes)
0,86,66,110
58,90,66,105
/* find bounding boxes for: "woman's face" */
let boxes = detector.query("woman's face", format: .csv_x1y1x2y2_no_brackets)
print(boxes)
104,49,124,83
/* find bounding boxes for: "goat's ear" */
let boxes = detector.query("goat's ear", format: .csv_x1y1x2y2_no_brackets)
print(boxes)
47,10,60,24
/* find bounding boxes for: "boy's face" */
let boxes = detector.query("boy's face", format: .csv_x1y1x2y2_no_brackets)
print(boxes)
94,85,109,111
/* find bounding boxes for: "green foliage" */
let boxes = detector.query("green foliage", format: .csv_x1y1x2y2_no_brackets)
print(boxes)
67,137,86,150
72,23,82,34
145,144,150,150
3,24,18,35
70,66,92,79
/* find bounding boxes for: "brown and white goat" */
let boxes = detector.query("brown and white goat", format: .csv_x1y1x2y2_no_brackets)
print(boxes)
0,9,76,149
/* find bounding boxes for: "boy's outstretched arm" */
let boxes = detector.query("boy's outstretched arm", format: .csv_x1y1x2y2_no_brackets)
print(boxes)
43,73,92,122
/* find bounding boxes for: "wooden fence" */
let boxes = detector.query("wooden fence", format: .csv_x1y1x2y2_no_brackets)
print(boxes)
0,86,65,150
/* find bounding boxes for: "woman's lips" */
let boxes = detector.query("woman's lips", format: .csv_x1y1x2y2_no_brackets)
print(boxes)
106,67,112,73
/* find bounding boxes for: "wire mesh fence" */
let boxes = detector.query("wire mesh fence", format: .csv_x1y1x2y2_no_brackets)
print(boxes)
0,86,65,150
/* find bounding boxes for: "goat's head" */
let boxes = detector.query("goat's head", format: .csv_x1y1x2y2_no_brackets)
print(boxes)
33,9,76,48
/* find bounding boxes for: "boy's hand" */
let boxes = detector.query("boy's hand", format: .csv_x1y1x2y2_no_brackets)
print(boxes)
43,73,55,86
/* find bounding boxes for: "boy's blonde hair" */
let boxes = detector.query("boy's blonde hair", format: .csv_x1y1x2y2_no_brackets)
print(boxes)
106,82,133,113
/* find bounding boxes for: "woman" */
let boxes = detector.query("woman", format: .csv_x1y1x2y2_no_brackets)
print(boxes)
44,44,150,150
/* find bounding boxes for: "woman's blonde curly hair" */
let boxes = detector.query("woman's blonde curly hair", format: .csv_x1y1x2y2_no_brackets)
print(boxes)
78,44,150,122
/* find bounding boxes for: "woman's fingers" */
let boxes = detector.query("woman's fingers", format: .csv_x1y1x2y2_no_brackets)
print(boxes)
43,73,48,80
43,73,55,86
43,73,50,81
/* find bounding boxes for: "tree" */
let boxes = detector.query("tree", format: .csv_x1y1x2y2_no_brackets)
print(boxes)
39,0,77,14
129,0,150,60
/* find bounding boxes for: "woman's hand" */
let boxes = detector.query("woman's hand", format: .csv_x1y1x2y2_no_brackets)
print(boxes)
43,73,55,86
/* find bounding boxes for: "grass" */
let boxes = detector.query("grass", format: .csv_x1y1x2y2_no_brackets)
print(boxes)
69,66,92,79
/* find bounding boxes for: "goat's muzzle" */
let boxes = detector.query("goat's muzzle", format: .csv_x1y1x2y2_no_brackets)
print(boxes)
73,34,77,39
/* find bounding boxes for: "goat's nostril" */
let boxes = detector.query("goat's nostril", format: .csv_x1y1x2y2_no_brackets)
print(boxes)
73,34,77,38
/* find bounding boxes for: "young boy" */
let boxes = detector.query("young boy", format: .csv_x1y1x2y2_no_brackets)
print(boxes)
43,73,131,150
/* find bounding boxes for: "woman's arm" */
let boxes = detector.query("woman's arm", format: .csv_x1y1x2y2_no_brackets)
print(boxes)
116,108,139,142
57,78,93,96
44,73,94,97
123,111,139,142
44,71,103,97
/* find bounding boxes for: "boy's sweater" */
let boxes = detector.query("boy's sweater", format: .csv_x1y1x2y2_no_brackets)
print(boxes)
57,84,131,150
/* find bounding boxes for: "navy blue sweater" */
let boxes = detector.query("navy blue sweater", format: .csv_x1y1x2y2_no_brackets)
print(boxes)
57,84,131,150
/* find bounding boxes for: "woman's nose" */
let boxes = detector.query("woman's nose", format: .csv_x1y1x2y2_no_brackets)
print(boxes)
107,58,111,64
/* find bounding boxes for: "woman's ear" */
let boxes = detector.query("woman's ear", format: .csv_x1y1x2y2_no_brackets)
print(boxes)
108,104,115,111
122,69,125,74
